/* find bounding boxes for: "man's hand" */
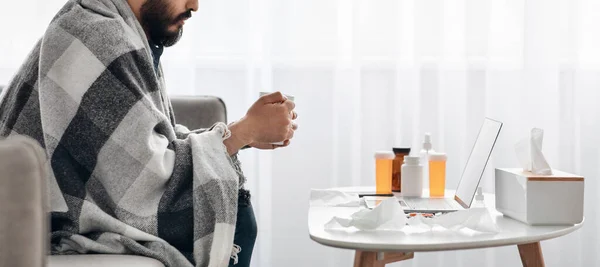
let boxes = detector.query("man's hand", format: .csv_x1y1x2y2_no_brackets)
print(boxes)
249,140,291,150
224,91,298,154
245,91,296,143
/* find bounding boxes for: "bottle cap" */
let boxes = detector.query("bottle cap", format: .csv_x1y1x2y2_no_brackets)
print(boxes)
475,187,484,201
422,133,432,151
428,152,447,161
374,151,395,160
393,148,411,154
403,155,421,165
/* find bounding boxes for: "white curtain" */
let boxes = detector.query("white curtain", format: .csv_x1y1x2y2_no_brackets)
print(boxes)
2,0,599,266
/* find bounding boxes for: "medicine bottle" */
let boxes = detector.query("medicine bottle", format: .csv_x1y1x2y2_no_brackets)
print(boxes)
375,151,395,194
419,133,434,190
392,148,411,192
401,155,423,197
428,152,447,197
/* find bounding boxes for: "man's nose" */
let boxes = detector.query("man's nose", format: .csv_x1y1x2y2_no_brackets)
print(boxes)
186,0,199,12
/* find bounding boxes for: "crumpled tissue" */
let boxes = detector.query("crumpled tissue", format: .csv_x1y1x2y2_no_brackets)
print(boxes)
310,189,362,207
515,128,553,175
324,197,407,230
323,197,500,234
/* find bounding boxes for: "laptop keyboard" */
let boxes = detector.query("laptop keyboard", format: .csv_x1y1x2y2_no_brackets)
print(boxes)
404,198,456,210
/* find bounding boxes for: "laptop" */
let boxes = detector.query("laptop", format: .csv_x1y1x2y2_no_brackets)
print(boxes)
365,117,503,213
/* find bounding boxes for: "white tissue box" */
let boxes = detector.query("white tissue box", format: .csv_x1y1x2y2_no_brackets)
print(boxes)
495,168,584,225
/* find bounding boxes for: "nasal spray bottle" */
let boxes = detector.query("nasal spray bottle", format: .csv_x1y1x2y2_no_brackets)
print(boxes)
473,187,485,208
419,133,434,192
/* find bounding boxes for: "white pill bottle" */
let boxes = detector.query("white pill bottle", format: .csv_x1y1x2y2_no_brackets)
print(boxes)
401,155,423,197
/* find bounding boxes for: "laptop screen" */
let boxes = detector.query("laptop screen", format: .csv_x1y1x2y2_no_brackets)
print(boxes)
454,118,503,208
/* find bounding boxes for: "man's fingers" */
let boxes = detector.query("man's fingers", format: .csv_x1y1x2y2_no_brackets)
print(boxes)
260,91,286,104
286,127,295,140
271,140,290,149
291,121,298,131
283,99,295,112
290,111,298,120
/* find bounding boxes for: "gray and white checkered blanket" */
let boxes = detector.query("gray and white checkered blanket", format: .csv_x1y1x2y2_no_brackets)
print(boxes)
0,0,244,266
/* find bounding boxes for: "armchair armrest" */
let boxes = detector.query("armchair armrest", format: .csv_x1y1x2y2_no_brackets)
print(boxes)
170,95,228,130
0,136,48,267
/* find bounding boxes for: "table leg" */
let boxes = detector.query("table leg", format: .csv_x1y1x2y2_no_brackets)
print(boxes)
518,242,545,267
353,250,414,267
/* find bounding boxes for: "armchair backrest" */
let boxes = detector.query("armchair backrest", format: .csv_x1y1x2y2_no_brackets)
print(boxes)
0,86,227,133
169,95,227,130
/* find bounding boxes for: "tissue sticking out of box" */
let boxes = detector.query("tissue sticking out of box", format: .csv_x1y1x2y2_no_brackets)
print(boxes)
515,128,552,175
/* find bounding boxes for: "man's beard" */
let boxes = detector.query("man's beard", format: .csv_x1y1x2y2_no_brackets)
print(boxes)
140,0,191,47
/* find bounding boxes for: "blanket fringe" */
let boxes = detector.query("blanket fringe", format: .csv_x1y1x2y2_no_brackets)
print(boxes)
217,122,232,140
230,244,242,265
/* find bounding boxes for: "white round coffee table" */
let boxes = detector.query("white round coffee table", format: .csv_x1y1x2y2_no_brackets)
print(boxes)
308,187,583,267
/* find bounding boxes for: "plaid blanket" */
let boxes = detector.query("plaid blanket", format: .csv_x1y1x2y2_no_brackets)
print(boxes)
0,0,244,266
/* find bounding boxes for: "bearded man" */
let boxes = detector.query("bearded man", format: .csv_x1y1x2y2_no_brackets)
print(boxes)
0,0,298,266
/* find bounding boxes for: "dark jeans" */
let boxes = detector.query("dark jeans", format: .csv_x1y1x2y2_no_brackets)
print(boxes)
229,189,257,267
